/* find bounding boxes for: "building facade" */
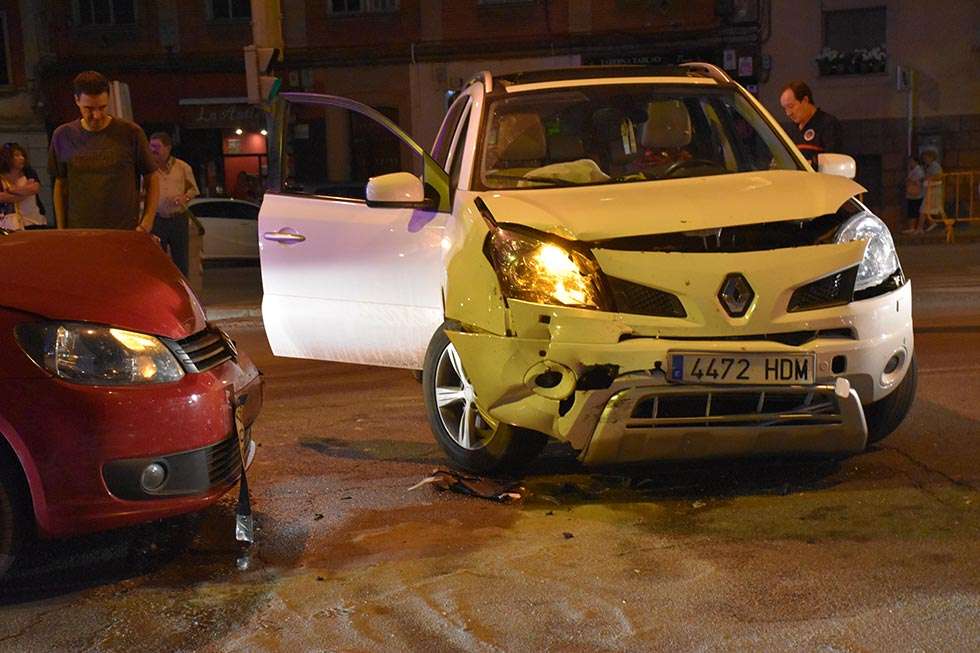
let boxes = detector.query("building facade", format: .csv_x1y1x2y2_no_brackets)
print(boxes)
16,0,980,223
758,0,980,223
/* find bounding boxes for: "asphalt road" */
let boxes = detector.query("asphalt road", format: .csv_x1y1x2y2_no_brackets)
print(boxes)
1,247,978,652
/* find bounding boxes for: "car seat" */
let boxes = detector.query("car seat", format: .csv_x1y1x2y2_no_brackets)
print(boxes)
486,112,547,180
639,99,695,170
590,107,638,175
547,133,586,163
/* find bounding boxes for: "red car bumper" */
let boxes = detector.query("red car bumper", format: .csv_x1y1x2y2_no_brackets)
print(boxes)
1,347,262,539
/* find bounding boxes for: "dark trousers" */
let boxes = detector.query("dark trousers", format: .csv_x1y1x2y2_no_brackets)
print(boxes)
152,211,190,276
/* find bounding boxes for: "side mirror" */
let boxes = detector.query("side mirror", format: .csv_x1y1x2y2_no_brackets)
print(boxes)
365,172,437,210
817,153,856,179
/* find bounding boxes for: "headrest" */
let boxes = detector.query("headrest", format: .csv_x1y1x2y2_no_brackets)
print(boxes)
495,112,547,162
642,100,692,149
548,133,585,162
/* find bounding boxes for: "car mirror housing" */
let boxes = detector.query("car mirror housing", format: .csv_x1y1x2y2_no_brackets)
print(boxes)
366,172,438,210
817,153,856,179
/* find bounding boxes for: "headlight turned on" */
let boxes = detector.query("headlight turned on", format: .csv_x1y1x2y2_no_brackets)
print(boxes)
15,322,185,385
486,228,607,309
834,201,901,292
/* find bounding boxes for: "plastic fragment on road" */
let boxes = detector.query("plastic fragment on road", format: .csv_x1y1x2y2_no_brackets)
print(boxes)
409,469,525,503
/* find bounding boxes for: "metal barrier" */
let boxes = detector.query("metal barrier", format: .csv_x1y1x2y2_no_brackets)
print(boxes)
932,171,980,243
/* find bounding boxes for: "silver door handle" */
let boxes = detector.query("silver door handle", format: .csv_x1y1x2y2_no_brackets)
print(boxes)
263,230,306,243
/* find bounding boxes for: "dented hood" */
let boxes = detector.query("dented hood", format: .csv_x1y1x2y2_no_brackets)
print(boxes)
0,230,206,340
479,170,865,241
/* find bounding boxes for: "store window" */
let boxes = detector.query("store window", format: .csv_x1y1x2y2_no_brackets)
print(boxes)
74,0,136,26
209,0,251,21
328,0,399,16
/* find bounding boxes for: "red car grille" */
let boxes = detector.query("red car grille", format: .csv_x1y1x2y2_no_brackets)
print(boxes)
171,327,235,373
207,432,246,486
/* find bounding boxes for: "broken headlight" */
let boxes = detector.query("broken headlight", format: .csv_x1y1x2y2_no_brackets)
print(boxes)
15,322,185,385
834,204,900,292
486,228,607,309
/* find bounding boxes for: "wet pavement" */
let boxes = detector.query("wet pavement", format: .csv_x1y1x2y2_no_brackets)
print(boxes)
2,253,979,652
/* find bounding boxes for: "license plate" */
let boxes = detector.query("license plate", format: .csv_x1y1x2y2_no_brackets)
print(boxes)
669,352,815,385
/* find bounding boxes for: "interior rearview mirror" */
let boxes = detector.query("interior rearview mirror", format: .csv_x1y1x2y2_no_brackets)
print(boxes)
816,153,856,179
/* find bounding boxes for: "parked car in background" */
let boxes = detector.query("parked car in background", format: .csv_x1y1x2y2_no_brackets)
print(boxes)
259,64,915,475
0,229,262,579
189,198,260,261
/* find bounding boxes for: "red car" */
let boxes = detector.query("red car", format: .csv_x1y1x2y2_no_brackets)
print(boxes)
0,229,262,577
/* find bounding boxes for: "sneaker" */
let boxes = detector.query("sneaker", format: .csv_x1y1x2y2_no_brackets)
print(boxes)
924,221,940,233
901,228,920,235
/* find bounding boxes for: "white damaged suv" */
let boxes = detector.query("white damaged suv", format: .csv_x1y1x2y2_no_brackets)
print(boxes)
260,64,915,474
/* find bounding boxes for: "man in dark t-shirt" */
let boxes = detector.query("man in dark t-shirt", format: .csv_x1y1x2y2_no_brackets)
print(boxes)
48,71,159,231
778,81,843,168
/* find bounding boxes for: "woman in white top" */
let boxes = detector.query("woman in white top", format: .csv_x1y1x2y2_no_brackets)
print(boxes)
906,148,945,235
0,143,45,230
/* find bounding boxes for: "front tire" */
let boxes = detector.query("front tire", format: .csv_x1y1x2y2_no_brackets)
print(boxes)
423,326,548,476
0,453,30,579
865,355,918,445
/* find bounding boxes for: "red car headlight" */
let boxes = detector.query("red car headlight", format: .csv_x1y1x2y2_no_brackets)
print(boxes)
15,322,185,385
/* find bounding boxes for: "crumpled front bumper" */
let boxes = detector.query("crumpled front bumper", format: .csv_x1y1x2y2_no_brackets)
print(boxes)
447,278,913,465
554,377,865,465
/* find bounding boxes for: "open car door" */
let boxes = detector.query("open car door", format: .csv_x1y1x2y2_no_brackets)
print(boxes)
259,93,451,369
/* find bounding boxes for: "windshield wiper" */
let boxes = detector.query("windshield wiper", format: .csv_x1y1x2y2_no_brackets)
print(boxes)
484,173,578,187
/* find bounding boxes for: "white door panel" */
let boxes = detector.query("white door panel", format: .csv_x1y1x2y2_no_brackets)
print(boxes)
259,192,446,368
263,295,442,368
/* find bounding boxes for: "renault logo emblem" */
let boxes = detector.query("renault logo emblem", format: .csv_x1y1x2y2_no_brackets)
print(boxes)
718,273,754,317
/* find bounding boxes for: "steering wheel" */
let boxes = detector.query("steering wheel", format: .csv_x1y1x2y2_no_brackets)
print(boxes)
662,158,725,178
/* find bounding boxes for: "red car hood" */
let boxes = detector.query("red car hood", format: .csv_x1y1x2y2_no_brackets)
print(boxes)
0,230,206,340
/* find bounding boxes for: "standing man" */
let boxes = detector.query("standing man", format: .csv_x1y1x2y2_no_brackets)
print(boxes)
149,132,200,275
48,70,159,231
779,81,843,169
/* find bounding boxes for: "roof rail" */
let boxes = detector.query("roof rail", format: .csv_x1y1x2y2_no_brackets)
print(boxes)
464,70,494,93
479,70,493,93
679,62,732,84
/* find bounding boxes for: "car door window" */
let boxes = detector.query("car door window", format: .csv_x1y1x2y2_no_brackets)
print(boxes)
281,103,406,200
277,93,450,211
432,95,470,171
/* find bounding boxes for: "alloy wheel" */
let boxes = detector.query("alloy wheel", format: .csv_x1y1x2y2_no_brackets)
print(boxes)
433,342,495,450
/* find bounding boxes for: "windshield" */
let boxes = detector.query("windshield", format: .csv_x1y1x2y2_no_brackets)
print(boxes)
475,84,800,190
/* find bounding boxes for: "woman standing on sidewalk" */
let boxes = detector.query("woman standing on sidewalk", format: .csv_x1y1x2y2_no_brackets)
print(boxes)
905,148,945,235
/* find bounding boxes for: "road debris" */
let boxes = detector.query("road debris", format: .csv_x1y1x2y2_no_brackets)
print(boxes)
408,469,525,503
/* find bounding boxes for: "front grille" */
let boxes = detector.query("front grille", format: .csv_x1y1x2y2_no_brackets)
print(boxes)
171,326,235,373
628,386,842,429
607,276,686,318
590,212,849,253
207,432,247,486
620,328,856,347
788,267,859,312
